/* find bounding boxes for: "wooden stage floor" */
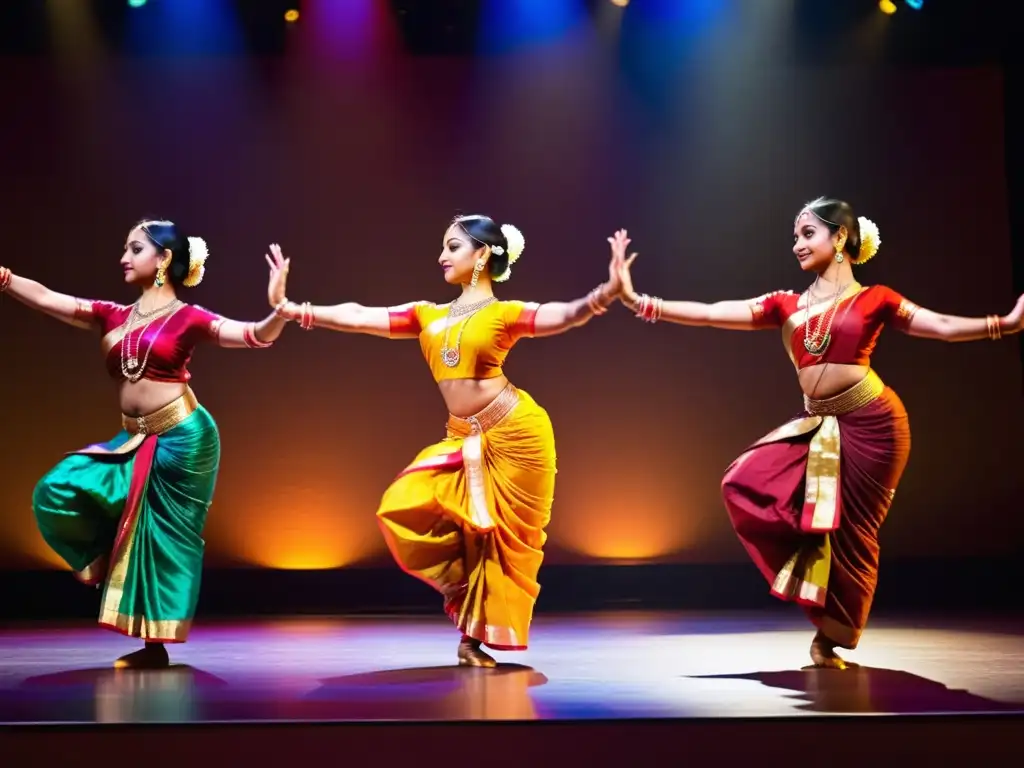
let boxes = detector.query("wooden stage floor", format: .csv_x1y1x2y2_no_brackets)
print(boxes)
1,610,1021,764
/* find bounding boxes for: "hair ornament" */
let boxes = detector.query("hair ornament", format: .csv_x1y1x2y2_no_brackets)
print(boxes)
853,216,880,265
492,223,525,283
183,236,209,287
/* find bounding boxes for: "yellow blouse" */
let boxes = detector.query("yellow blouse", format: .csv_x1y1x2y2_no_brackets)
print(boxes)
388,299,540,382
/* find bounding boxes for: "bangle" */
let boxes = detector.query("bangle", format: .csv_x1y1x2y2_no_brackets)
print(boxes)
243,322,274,349
986,314,1003,341
299,301,316,331
634,294,663,323
586,286,609,316
0,267,11,292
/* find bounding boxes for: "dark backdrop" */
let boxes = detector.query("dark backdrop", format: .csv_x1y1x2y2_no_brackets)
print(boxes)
0,0,1019,614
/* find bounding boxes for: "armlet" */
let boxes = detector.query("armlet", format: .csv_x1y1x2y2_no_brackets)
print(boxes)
74,299,94,324
895,298,920,325
191,304,227,340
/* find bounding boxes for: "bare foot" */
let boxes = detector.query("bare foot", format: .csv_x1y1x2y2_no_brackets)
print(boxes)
113,642,170,670
457,636,497,668
809,632,850,670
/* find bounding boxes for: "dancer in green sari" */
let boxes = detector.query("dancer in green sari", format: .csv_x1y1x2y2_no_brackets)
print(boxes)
0,222,292,668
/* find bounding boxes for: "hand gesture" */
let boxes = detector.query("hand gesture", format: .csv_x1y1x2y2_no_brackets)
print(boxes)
266,244,289,309
1003,293,1024,333
607,229,639,303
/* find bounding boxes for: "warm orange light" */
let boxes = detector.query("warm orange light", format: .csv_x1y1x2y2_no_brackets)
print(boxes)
1,529,71,571
284,9,300,23
610,0,630,7
217,485,383,570
553,487,695,562
879,0,897,13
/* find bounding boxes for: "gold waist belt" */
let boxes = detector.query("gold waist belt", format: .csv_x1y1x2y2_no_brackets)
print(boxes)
804,370,884,417
447,384,520,438
122,388,199,436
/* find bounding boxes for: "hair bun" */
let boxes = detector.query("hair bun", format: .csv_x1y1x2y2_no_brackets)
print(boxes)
492,224,525,283
182,236,209,287
853,216,880,265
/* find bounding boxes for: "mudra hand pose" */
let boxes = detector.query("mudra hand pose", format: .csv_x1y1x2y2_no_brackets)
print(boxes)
613,198,1024,669
0,222,289,669
269,216,628,667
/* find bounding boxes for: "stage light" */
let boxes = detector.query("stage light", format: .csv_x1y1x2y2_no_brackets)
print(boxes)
128,0,147,7
905,0,923,8
610,0,630,7
879,0,897,13
285,9,300,23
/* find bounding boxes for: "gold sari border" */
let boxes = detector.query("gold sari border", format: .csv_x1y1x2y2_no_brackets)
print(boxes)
771,538,830,607
99,609,191,643
463,616,525,651
448,385,520,533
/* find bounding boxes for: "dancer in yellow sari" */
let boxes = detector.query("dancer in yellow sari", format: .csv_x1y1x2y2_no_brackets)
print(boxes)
269,218,631,666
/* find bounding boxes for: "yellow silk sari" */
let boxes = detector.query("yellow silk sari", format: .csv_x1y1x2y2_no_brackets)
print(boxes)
376,384,556,650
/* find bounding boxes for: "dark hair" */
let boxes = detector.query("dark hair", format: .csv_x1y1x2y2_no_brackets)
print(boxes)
452,214,509,280
136,219,192,288
799,197,862,261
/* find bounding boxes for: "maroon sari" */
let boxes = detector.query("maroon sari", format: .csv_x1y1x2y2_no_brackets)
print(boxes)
723,285,919,649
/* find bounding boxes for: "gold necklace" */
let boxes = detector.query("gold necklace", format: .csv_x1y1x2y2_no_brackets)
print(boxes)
802,281,845,356
439,296,497,368
120,300,182,381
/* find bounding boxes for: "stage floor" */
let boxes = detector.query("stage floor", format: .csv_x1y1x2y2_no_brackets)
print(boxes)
1,611,1022,724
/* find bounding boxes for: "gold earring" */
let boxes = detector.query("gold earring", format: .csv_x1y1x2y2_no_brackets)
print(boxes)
470,260,484,288
835,243,845,263
155,265,166,287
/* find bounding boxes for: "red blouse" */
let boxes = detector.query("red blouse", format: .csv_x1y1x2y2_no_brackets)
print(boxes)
75,300,225,383
749,284,920,370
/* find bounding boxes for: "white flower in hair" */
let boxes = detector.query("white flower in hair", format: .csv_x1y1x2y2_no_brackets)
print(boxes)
500,224,526,265
183,236,209,287
854,216,881,265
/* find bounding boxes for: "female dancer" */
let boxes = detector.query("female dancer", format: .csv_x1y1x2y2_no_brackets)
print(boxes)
269,216,628,667
0,221,289,669
613,197,1024,669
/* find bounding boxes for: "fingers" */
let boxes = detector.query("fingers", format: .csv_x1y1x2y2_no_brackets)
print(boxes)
265,254,276,270
625,252,639,267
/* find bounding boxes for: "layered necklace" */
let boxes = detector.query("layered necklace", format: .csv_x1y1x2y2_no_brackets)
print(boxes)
802,279,847,357
120,299,182,382
439,296,497,368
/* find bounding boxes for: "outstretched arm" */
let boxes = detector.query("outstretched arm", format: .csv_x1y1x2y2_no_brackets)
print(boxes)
262,244,396,338
0,267,95,330
623,294,761,330
609,233,766,331
212,312,290,349
276,300,394,337
526,228,640,338
530,284,617,337
899,292,1024,342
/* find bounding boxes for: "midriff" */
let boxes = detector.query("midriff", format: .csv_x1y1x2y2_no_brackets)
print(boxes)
797,363,870,400
438,376,511,418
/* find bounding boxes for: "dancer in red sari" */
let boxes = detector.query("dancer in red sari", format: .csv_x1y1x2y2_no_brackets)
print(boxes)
613,198,1024,668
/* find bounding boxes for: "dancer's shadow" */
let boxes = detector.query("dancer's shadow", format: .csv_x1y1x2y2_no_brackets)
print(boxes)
303,663,548,720
691,667,1022,714
4,665,228,723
